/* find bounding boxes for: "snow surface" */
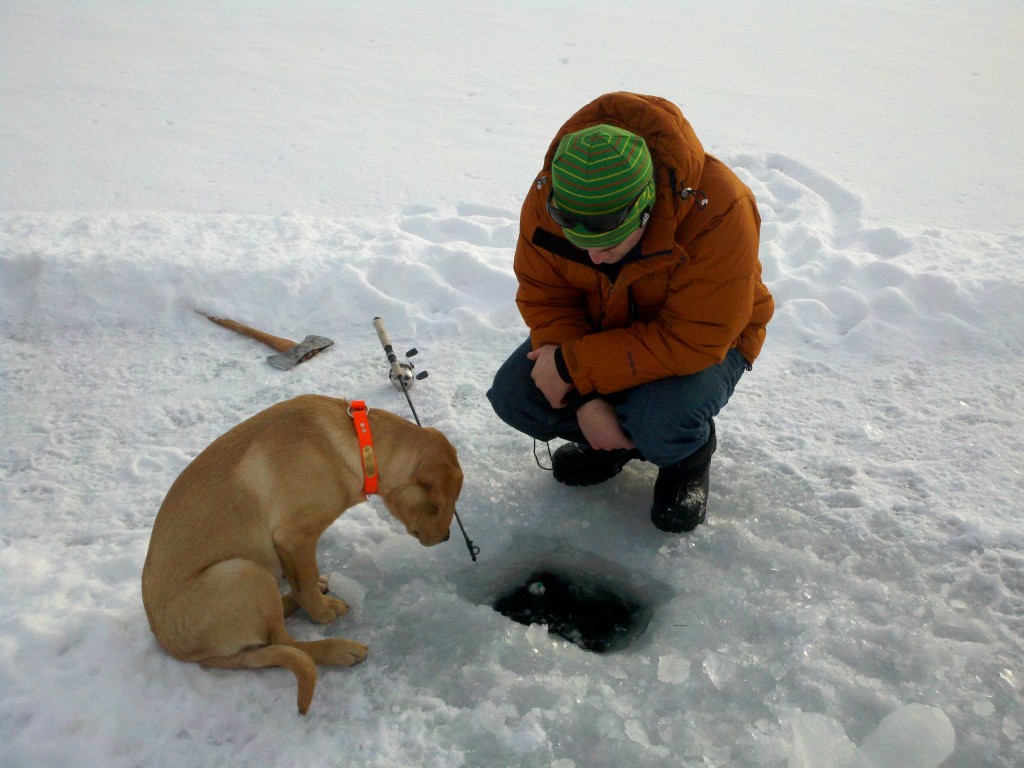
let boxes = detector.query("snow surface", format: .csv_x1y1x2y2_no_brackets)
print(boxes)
2,2,1022,767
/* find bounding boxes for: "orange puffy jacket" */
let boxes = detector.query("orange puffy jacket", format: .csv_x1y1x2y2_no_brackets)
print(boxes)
515,92,774,396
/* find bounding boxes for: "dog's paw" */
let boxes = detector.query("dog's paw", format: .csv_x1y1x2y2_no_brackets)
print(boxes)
308,595,349,624
284,577,338,618
320,639,368,667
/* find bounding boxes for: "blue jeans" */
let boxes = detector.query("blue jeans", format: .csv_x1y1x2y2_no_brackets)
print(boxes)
487,338,748,467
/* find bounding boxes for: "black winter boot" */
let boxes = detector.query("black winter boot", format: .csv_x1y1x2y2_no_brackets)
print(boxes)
650,420,717,533
551,442,644,487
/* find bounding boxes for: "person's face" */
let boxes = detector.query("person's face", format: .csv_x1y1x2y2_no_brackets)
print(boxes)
587,226,645,265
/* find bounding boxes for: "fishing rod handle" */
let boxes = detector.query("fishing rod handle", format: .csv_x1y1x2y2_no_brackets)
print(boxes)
372,316,393,353
373,316,416,391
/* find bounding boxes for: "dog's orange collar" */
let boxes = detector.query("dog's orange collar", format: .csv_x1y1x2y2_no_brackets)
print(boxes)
348,401,378,495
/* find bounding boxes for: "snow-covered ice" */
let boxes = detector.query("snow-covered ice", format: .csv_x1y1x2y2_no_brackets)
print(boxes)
2,2,1022,767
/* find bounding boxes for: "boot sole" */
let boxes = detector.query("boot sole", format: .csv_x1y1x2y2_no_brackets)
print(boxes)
552,451,642,487
651,500,707,533
553,465,626,487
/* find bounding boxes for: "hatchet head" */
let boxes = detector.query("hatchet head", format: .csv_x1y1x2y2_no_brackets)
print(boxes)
266,335,335,370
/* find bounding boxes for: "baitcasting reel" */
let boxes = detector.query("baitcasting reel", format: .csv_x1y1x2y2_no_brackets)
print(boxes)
373,316,428,392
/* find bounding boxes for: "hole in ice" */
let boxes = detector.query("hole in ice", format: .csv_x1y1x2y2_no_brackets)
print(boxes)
492,569,651,653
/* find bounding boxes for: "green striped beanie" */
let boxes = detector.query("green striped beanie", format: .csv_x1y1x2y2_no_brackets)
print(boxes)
550,124,655,249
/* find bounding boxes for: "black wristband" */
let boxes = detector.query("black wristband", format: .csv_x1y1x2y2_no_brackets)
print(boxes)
565,389,601,411
553,346,573,384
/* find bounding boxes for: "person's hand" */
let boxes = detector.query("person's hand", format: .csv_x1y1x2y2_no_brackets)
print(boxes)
576,398,635,451
527,344,572,408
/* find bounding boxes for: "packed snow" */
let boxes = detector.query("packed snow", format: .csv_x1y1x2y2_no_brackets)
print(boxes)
1,2,1022,767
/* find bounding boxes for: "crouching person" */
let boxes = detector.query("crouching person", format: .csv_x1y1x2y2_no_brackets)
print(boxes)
487,92,774,533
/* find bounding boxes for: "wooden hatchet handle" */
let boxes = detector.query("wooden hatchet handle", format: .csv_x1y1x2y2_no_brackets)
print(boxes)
199,313,297,352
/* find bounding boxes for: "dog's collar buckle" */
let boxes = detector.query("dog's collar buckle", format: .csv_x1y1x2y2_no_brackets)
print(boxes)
348,400,378,495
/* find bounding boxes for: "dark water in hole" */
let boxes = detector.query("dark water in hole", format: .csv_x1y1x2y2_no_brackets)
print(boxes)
492,570,648,653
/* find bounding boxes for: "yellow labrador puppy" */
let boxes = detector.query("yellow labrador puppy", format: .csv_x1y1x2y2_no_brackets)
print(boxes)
142,394,463,714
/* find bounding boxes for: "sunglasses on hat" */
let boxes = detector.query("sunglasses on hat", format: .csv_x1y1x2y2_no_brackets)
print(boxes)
546,186,647,234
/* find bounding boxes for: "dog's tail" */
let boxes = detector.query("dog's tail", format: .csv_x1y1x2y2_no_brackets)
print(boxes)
201,646,318,714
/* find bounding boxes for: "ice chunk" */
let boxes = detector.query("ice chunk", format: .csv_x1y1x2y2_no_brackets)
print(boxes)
625,718,652,746
703,651,737,690
657,654,691,685
325,572,366,612
1003,716,1021,742
788,705,956,768
858,704,954,768
788,711,859,768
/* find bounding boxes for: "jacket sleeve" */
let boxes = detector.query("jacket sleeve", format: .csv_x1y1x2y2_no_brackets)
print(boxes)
513,185,597,349
513,233,593,347
564,193,761,394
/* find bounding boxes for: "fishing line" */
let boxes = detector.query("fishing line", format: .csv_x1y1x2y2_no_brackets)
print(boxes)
372,317,479,562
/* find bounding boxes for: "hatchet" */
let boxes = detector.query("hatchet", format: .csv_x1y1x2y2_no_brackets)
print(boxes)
197,312,334,370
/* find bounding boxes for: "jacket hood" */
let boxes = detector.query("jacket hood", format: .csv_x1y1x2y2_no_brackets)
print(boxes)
542,93,707,254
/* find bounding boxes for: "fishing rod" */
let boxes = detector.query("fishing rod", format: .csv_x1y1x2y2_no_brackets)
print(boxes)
372,316,479,562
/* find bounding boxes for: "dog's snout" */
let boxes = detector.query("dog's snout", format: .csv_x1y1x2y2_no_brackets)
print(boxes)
411,527,452,546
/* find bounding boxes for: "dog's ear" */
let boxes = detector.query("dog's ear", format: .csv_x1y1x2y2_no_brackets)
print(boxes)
414,428,463,508
379,426,463,546
394,429,462,546
383,481,453,546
